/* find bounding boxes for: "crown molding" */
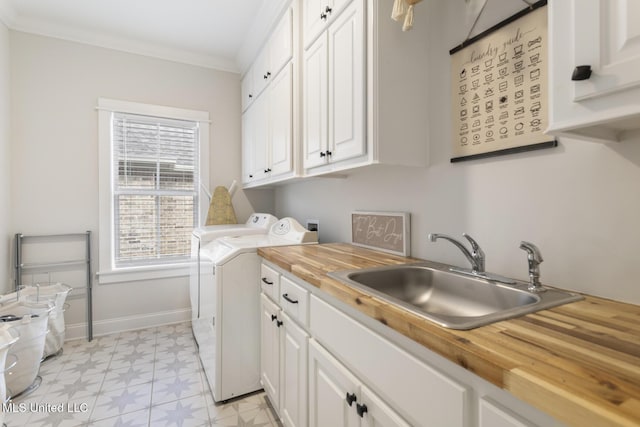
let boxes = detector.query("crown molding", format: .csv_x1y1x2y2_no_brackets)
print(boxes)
9,14,241,72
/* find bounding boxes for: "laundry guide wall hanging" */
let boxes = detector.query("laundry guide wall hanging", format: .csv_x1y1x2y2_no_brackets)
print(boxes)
449,0,556,162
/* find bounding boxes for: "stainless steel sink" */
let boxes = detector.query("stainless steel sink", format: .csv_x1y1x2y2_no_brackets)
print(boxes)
328,263,582,329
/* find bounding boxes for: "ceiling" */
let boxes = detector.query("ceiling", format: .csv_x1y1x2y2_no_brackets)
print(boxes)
0,0,286,72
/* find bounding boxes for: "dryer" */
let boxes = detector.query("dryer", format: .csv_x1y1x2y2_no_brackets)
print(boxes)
198,218,317,402
190,213,277,344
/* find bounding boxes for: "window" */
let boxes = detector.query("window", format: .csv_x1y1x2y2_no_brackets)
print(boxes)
113,113,198,267
98,98,210,283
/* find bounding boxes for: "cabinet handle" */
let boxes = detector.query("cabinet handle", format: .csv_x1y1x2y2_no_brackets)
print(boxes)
264,168,272,173
271,314,278,322
282,293,299,304
356,403,368,418
276,320,283,327
571,65,592,81
261,277,274,285
345,392,357,407
325,6,333,14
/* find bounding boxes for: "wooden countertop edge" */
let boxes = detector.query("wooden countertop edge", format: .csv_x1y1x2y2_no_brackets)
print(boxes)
258,243,640,427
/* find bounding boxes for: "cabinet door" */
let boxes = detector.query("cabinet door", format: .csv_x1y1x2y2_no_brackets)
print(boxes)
309,340,359,427
573,0,640,101
360,386,411,427
303,33,329,169
270,8,293,78
253,48,271,98
241,108,255,184
261,294,281,409
241,69,254,113
304,0,328,49
280,312,309,427
327,0,365,164
269,63,293,177
252,93,270,179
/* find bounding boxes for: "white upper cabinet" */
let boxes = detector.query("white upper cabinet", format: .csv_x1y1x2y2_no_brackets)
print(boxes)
241,68,254,113
303,0,351,49
241,4,298,188
301,0,429,177
548,0,640,142
269,63,294,177
303,0,364,171
270,8,294,78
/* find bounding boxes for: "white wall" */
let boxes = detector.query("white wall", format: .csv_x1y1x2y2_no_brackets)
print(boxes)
0,21,10,294
275,1,640,305
9,31,273,337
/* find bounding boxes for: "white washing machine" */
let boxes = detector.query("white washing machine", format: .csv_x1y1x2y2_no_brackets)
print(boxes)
198,218,318,402
190,213,277,345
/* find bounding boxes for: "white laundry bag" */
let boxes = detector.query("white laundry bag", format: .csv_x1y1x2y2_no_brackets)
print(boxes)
0,283,71,359
0,301,51,398
0,324,19,426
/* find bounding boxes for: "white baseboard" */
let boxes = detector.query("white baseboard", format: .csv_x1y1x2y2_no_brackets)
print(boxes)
65,308,191,341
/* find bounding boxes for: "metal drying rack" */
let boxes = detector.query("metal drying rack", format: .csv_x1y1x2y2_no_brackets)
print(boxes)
14,231,93,341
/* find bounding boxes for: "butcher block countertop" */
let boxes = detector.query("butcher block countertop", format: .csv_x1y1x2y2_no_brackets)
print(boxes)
258,243,640,427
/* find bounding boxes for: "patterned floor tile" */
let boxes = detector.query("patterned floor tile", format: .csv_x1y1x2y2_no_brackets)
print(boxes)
152,371,205,406
149,394,211,427
90,382,153,422
3,322,275,427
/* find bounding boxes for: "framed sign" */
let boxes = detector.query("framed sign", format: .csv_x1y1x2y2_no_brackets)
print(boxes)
351,211,410,256
449,0,556,162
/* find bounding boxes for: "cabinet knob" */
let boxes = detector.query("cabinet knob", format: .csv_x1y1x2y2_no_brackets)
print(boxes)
264,74,268,79
267,71,271,77
326,150,332,156
271,314,277,322
325,6,332,14
571,65,592,81
320,12,327,20
264,168,272,173
345,392,357,407
276,320,283,327
356,403,368,418
320,151,326,157
248,94,253,99
249,174,253,178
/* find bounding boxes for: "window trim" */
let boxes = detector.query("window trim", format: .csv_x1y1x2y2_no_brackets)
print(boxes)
97,98,210,284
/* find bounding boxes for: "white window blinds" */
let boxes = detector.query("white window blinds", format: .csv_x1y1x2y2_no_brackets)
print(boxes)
112,112,199,266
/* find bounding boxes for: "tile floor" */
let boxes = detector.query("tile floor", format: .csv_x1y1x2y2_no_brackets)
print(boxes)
4,322,282,427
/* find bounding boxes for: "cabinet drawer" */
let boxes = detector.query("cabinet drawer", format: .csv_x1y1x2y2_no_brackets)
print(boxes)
260,264,280,301
479,397,536,427
310,295,469,427
280,276,309,328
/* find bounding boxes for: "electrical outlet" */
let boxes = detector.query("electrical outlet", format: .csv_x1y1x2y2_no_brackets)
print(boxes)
306,219,319,240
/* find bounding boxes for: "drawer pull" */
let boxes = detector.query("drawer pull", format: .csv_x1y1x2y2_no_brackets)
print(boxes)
282,293,299,304
261,277,274,285
345,392,357,407
356,403,368,418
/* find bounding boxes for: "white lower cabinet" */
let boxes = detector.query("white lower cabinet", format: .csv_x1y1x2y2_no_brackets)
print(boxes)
280,312,309,427
309,339,410,427
260,282,309,427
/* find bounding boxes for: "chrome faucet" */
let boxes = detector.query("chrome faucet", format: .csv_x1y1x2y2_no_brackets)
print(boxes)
519,241,545,292
428,233,485,273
